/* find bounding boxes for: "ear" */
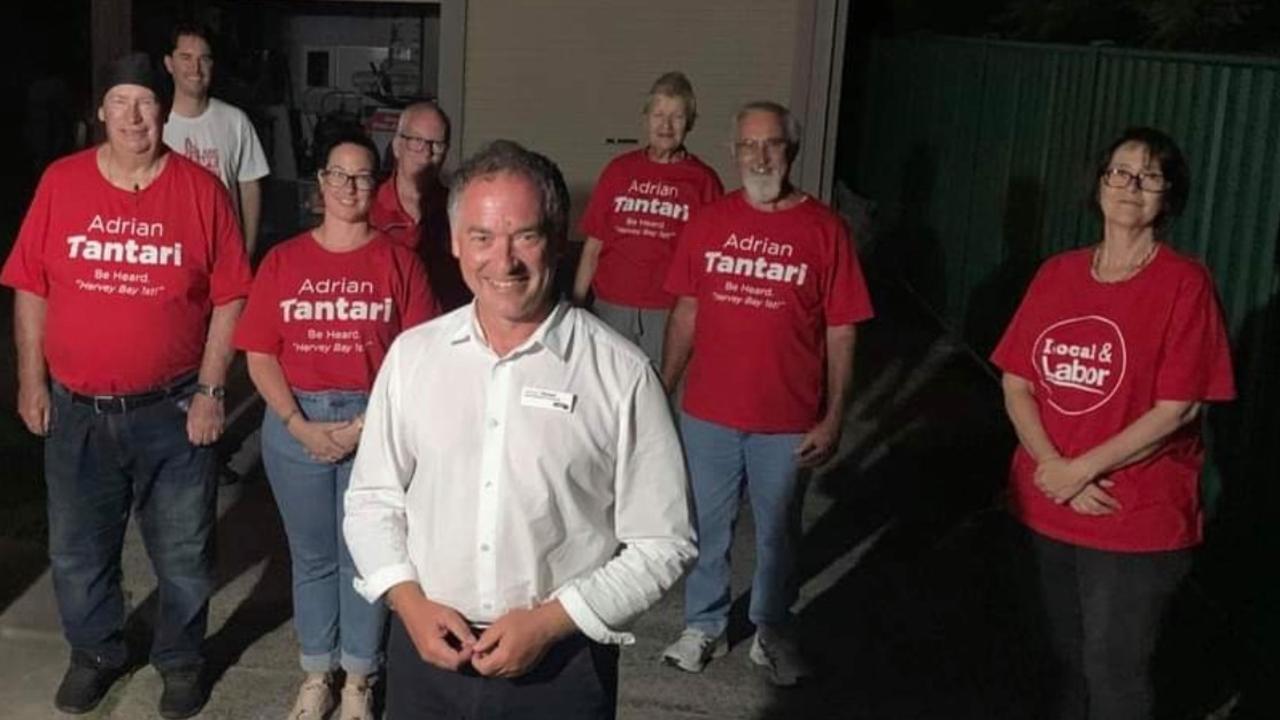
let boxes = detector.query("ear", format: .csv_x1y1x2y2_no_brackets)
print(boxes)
162,55,174,75
97,105,105,123
450,231,461,260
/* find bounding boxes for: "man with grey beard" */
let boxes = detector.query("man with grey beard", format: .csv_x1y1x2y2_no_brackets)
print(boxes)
658,101,875,686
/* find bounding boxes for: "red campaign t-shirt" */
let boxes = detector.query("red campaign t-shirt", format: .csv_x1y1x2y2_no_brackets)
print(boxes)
580,149,723,308
991,246,1235,552
370,177,470,311
370,178,421,250
665,191,874,433
233,232,438,392
0,148,251,395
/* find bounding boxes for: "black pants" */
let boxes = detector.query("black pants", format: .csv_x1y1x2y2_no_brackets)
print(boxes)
1027,529,1192,720
385,615,619,720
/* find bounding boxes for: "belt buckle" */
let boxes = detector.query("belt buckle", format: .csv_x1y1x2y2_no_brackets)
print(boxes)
92,395,122,414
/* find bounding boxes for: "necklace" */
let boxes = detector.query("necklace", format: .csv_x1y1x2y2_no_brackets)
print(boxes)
1091,242,1158,283
102,146,160,192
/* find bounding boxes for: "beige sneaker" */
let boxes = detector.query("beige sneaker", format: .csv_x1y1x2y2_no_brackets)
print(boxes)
287,673,334,720
660,628,727,673
339,677,373,720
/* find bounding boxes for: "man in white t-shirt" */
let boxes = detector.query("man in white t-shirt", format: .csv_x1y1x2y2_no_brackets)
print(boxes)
163,23,270,255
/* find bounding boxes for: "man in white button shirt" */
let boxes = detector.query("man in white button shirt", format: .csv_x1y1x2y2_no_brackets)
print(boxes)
344,140,696,719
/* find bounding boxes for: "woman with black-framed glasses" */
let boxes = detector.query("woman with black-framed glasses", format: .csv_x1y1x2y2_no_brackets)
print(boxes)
990,127,1235,719
234,130,437,720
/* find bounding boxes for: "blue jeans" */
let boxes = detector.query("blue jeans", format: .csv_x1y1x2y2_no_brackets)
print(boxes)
261,390,385,675
45,380,217,672
680,413,804,637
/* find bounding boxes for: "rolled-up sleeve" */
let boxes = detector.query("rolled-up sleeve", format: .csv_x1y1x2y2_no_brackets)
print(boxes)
343,339,421,602
555,365,697,644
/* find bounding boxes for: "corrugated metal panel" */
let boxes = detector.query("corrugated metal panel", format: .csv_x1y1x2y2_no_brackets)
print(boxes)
852,35,1280,505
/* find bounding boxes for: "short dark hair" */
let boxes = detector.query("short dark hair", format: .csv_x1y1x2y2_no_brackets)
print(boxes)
316,129,380,172
447,140,570,245
1091,126,1190,233
169,21,214,55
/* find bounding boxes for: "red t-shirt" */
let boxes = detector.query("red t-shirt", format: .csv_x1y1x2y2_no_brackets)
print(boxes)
991,246,1235,551
580,149,723,308
665,191,874,433
0,148,251,395
233,232,438,392
370,177,470,311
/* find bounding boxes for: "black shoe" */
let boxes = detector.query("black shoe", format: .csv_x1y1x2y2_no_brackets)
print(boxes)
159,667,206,719
55,661,123,714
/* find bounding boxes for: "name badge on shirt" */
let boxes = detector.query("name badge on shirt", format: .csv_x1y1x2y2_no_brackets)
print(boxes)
521,387,576,413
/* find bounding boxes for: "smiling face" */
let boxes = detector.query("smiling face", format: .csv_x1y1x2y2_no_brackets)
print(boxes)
164,33,213,101
393,106,450,183
1098,141,1165,231
318,142,377,223
646,93,690,157
99,84,165,157
451,171,558,338
734,108,791,206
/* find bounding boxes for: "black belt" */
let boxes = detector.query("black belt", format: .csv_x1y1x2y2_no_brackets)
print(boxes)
67,375,195,414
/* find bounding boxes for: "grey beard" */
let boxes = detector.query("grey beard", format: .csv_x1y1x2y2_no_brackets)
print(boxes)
742,172,783,205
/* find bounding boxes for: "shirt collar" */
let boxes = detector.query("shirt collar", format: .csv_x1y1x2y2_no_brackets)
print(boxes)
447,300,573,363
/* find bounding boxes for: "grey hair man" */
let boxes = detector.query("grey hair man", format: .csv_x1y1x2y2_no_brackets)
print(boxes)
659,100,874,686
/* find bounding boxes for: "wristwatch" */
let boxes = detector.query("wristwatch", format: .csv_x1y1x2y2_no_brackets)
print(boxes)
195,383,227,400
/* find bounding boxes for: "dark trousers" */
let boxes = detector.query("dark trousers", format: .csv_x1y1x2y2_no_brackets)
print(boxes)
45,382,217,672
385,615,618,720
1027,529,1192,720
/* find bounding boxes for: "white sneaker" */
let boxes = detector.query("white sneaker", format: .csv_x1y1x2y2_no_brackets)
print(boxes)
661,628,727,673
338,677,373,720
287,674,334,720
748,626,812,687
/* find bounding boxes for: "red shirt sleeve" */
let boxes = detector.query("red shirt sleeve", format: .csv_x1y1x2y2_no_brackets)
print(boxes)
400,252,438,330
233,250,282,354
208,184,252,305
822,218,874,326
0,170,55,296
663,211,704,298
991,262,1053,382
1155,264,1236,402
578,158,620,240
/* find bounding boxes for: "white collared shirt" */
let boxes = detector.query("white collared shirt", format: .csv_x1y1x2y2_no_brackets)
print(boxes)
343,301,696,644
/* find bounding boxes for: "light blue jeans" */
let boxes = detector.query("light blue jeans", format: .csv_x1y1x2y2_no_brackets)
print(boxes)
261,389,385,675
680,413,805,637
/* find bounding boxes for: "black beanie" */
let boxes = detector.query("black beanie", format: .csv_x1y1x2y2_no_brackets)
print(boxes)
100,52,170,106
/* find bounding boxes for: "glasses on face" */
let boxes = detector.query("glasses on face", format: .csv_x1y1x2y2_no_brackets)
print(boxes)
320,168,377,192
1101,167,1169,193
735,138,789,157
398,133,448,154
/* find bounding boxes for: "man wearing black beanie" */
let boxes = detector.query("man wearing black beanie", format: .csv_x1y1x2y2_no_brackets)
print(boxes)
0,51,252,718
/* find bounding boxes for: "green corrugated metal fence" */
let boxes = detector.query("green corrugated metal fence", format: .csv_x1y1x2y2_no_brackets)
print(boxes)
852,35,1280,514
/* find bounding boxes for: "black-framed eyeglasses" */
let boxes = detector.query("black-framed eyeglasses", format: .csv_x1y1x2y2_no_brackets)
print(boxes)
398,133,448,154
1101,167,1169,193
320,168,377,192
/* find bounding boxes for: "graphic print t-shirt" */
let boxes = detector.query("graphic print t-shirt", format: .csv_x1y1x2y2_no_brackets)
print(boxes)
580,149,723,308
234,232,437,392
665,191,873,432
991,247,1235,551
0,148,251,394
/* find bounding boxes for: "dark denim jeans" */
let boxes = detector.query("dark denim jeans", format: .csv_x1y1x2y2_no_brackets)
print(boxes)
1028,529,1192,720
45,381,217,672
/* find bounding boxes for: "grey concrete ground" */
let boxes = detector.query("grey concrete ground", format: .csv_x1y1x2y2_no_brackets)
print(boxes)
0,416,890,720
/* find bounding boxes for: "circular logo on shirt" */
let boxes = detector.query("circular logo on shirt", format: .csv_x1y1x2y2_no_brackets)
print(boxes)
1031,315,1127,416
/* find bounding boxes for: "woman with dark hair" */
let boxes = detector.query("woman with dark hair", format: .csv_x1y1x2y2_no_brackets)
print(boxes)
991,127,1234,719
234,131,437,720
572,71,723,364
